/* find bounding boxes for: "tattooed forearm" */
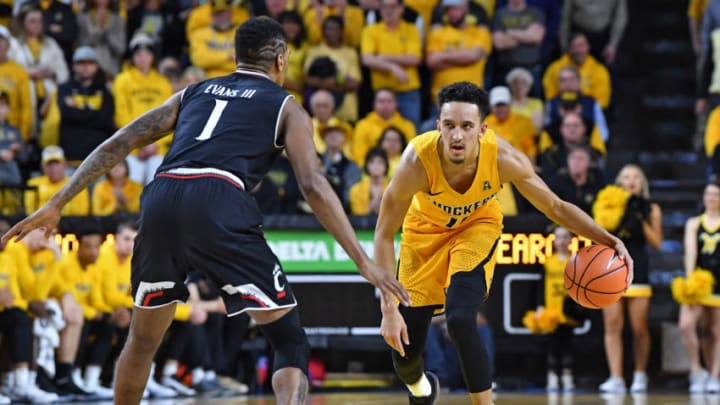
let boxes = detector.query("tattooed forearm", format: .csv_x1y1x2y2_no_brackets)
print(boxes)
48,94,180,208
294,374,308,405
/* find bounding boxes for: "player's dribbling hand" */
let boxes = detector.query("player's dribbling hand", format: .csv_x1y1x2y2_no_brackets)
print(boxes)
381,308,409,357
613,240,634,290
1,204,61,245
359,262,411,307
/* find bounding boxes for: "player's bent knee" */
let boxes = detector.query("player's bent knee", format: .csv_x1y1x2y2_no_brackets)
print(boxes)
259,308,310,375
446,307,478,340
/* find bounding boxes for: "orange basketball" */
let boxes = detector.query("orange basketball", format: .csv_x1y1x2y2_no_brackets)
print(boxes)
564,245,629,309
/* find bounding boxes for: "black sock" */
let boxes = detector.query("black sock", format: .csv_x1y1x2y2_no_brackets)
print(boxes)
55,363,73,381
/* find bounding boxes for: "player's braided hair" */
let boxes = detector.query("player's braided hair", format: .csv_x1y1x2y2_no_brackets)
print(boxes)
235,17,288,70
437,81,490,118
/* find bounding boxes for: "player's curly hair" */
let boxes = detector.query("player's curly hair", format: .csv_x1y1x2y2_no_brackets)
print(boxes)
235,17,288,70
437,82,490,118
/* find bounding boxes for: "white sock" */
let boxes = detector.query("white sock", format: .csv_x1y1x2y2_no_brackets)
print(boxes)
163,363,178,378
13,368,29,388
85,365,102,387
407,373,432,397
191,368,205,385
204,370,216,381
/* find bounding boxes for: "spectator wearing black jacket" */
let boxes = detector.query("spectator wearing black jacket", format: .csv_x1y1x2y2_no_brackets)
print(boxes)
547,145,607,215
39,0,78,66
57,46,115,167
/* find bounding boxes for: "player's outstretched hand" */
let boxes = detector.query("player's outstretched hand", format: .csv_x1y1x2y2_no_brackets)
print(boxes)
359,261,411,307
1,204,61,245
381,308,409,357
612,240,634,290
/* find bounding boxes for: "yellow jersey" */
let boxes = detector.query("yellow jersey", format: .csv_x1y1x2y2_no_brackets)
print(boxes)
402,130,503,234
6,241,63,302
96,242,133,310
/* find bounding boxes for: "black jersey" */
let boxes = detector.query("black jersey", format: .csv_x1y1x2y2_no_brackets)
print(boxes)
157,69,292,191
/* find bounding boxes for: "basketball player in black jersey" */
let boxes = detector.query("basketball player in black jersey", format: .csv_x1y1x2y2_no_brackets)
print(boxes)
2,17,410,405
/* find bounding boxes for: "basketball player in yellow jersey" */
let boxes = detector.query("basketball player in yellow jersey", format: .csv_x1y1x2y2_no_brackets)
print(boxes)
374,82,635,405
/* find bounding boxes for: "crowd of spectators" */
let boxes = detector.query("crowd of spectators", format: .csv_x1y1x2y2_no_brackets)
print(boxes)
0,0,637,401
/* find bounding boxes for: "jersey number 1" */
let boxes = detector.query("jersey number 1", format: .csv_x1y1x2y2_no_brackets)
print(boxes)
196,99,229,141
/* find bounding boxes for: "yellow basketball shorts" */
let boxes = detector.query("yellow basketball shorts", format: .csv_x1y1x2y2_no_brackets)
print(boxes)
397,221,501,312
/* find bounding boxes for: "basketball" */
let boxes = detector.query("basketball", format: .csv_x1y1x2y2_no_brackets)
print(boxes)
564,245,629,309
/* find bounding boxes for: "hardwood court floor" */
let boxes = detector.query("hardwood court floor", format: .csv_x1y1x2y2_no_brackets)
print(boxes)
76,392,720,404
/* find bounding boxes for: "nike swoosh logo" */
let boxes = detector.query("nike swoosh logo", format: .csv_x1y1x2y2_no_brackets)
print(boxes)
428,191,443,196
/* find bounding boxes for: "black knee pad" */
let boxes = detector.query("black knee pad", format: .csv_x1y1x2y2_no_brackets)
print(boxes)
259,308,310,375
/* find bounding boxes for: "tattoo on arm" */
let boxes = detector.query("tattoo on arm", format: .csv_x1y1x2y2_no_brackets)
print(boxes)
294,374,308,404
50,96,179,207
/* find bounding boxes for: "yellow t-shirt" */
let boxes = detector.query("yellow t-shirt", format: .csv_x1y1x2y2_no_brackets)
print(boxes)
185,4,250,38
706,106,720,157
91,179,143,216
352,112,415,164
542,54,612,109
189,25,238,79
426,24,492,101
510,98,544,131
25,176,90,216
349,176,389,215
57,252,112,320
303,5,365,48
96,242,133,310
360,21,422,92
286,42,308,104
0,252,28,310
402,130,503,234
0,60,34,141
484,112,537,161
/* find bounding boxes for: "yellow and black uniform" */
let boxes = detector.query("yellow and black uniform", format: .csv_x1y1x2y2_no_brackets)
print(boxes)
426,24,492,102
696,214,720,306
0,251,28,311
541,253,570,324
398,130,503,311
6,241,62,303
706,106,720,159
57,252,111,320
542,54,612,109
352,112,415,164
189,25,238,79
91,178,143,216
97,242,133,310
25,176,90,216
0,60,34,141
616,196,653,298
360,21,422,93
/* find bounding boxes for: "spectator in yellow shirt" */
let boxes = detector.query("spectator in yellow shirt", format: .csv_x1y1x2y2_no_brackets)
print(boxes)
7,228,88,396
0,219,58,403
58,227,121,396
353,89,415,164
185,0,250,39
484,86,537,162
361,0,423,126
377,126,407,177
543,33,612,109
0,26,34,141
26,146,90,216
706,105,720,178
278,11,307,104
189,0,238,79
303,0,365,48
426,0,492,105
349,147,389,215
506,67,544,132
92,159,143,216
113,34,173,185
